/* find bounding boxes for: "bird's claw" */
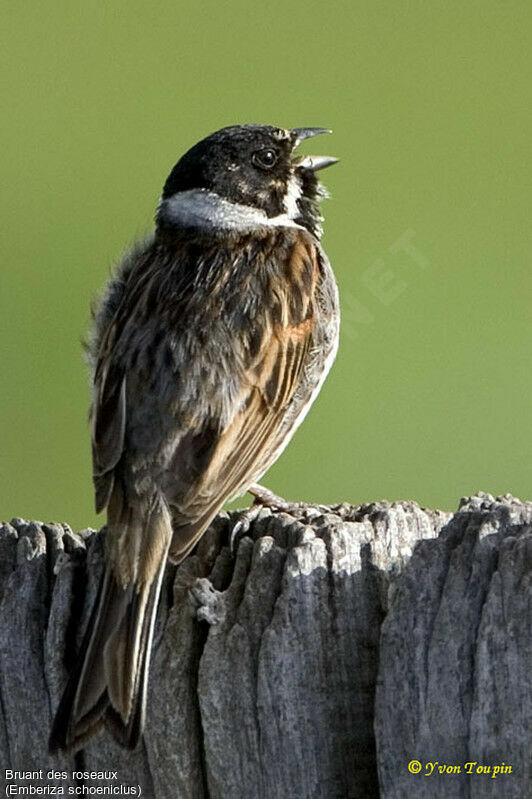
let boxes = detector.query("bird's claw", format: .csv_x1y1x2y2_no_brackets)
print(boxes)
229,505,262,556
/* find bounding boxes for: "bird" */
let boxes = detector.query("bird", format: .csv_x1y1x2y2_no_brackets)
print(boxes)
49,123,340,752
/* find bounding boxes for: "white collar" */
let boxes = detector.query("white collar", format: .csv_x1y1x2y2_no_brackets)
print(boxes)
157,189,304,233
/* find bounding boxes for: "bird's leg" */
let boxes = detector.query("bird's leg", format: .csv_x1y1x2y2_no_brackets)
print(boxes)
247,482,306,514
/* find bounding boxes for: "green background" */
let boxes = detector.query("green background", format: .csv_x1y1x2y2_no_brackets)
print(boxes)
1,2,530,530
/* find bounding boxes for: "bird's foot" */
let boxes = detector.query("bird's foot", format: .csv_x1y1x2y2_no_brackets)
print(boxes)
229,484,323,556
247,483,306,514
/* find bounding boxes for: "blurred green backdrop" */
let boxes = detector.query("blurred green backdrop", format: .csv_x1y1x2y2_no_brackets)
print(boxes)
1,2,531,529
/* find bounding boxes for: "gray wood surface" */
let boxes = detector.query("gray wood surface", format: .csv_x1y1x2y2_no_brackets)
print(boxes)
0,493,529,798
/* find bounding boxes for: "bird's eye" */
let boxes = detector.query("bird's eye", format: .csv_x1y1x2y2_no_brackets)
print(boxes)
252,148,278,169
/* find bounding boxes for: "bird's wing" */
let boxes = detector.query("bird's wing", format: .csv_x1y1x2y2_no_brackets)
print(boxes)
168,236,321,561
90,262,157,513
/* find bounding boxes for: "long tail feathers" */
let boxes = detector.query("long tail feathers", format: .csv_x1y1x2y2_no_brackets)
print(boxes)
49,499,171,753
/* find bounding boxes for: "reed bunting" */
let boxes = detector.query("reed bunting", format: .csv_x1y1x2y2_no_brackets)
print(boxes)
50,124,340,752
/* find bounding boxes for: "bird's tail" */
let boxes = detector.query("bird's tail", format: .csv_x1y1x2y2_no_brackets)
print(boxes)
49,494,171,752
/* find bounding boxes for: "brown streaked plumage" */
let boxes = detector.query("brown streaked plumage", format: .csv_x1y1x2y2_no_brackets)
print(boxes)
49,124,339,752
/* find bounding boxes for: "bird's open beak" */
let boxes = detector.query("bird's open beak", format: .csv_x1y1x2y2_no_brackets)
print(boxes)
291,127,338,171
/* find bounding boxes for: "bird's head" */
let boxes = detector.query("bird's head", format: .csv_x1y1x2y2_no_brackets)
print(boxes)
157,124,337,239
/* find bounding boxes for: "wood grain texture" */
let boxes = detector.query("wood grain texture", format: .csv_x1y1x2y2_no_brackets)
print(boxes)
0,493,529,798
